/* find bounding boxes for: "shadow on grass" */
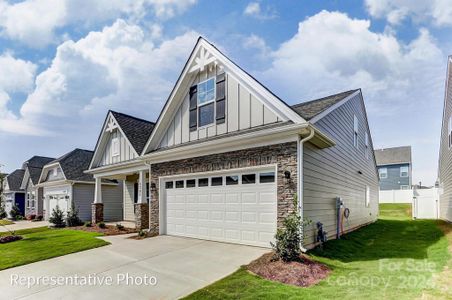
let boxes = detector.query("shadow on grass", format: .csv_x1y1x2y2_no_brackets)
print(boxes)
310,219,443,262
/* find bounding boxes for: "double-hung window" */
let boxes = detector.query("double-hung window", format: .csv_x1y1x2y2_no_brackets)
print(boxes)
353,115,358,148
379,168,387,179
197,78,215,127
400,166,409,177
111,137,119,157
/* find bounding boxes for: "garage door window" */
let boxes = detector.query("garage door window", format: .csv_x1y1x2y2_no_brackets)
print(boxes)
242,174,256,184
175,180,184,188
186,179,196,188
198,178,209,187
165,181,173,189
259,172,275,183
211,177,223,186
226,175,239,185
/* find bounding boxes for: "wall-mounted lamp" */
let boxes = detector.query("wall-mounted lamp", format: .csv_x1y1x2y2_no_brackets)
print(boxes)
284,171,291,179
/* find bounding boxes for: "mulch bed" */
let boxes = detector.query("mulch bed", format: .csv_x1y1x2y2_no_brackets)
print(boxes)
71,225,137,236
246,252,331,287
128,231,159,240
0,235,23,244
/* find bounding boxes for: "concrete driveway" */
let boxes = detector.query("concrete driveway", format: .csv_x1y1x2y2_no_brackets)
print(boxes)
0,234,269,300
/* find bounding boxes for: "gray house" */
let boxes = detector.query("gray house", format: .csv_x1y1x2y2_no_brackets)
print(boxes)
438,56,452,222
2,169,26,218
20,156,55,218
37,149,122,221
87,37,379,248
374,146,412,190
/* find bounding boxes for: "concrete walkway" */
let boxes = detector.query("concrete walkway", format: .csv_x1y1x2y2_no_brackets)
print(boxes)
0,234,269,300
0,220,50,232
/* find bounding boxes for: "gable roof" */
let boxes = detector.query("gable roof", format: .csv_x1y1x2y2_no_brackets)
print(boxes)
110,111,155,154
374,146,412,166
6,169,25,191
51,149,95,182
291,90,359,120
22,155,55,185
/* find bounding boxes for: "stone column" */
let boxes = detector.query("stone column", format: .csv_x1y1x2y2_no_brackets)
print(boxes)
134,203,149,230
92,177,103,223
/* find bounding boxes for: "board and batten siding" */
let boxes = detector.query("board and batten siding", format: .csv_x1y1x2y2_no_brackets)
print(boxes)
303,93,379,246
73,183,123,221
123,180,135,221
158,66,280,149
97,128,137,167
438,58,452,222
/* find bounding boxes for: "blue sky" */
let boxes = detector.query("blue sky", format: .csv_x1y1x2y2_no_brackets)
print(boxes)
0,0,450,185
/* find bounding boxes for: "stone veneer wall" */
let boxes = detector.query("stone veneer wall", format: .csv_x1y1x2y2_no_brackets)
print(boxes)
149,142,298,235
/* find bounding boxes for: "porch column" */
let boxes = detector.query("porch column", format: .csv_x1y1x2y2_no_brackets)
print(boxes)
135,169,149,230
92,177,104,224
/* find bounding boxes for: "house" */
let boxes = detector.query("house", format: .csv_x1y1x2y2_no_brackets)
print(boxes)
20,156,55,218
2,169,26,218
374,146,412,190
38,149,123,222
86,37,379,248
438,56,452,222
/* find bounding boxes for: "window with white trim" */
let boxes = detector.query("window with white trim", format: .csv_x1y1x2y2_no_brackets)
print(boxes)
400,166,409,177
353,115,359,148
449,116,452,148
111,137,120,157
379,167,387,179
197,78,216,127
365,132,369,159
365,185,370,207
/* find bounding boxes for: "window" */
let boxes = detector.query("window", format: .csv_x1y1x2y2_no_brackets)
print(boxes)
400,185,410,190
353,115,358,148
198,178,209,187
111,137,120,157
211,177,223,186
165,181,173,189
52,168,58,177
379,168,388,179
226,175,239,185
260,172,275,183
400,166,409,177
186,179,196,188
242,174,256,184
175,180,184,188
365,132,369,159
365,185,370,207
197,78,215,127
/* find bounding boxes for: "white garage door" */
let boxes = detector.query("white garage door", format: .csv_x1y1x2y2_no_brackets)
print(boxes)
48,195,69,217
163,167,277,248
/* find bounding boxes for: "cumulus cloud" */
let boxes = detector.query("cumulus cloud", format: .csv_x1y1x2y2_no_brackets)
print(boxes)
365,0,452,26
0,0,197,47
243,2,277,20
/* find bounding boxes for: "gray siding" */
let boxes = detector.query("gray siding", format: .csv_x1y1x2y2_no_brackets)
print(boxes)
24,179,43,217
157,67,281,149
438,58,452,222
73,183,123,221
377,164,411,190
303,93,379,246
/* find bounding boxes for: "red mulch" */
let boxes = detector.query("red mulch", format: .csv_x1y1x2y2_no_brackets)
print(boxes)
0,235,23,243
246,252,331,287
71,225,137,236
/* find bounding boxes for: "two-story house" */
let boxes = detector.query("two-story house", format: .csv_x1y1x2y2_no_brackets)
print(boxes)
374,146,412,190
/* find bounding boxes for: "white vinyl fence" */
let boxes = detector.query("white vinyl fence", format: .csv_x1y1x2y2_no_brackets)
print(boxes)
379,189,413,203
413,188,439,219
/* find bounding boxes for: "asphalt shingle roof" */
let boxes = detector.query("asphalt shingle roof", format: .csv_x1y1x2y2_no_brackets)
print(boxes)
374,146,412,166
110,111,155,154
52,149,95,182
22,156,55,185
6,169,25,191
291,90,358,120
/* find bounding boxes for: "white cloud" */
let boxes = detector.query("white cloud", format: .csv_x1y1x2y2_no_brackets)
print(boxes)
365,0,452,26
0,0,197,47
243,2,277,20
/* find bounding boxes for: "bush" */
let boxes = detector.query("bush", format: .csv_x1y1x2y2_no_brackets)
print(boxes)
49,205,66,228
0,203,7,219
138,229,147,237
26,214,36,220
66,202,82,227
116,223,124,230
10,205,22,221
84,221,92,227
98,222,106,229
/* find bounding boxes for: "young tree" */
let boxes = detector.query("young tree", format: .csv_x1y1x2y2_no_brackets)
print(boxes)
66,202,82,227
0,202,6,219
10,204,22,221
49,205,66,228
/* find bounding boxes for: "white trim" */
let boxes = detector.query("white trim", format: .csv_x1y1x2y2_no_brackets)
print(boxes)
309,90,361,124
86,158,145,174
92,164,148,179
38,162,67,184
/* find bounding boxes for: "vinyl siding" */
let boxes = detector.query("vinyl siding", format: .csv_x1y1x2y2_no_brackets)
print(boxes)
42,166,65,182
123,179,135,221
377,164,411,190
438,59,452,222
303,93,379,247
97,128,137,167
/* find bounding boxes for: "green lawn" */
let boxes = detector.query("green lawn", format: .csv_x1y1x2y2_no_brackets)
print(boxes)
0,227,109,270
379,203,412,220
185,204,451,300
0,219,14,226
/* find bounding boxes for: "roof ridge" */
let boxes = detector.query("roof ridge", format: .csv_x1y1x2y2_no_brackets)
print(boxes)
110,110,155,125
291,89,359,108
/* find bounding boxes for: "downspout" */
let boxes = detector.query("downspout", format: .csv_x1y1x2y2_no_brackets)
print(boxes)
297,126,315,252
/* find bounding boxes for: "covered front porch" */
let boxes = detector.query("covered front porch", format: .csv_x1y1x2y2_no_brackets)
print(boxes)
91,163,151,230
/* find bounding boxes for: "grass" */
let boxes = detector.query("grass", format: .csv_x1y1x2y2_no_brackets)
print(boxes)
0,219,14,226
185,204,451,300
0,227,109,270
379,203,412,220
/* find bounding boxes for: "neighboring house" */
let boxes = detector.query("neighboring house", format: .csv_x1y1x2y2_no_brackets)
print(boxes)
38,149,123,221
2,169,26,218
20,156,55,218
438,56,452,222
374,146,412,190
87,37,379,248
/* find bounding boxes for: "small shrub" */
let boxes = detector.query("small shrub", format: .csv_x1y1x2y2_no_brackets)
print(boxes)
84,221,92,227
0,203,7,219
10,205,22,221
15,215,24,221
49,205,66,228
66,202,82,227
34,215,43,222
138,229,147,237
116,223,124,230
98,222,106,229
0,235,23,244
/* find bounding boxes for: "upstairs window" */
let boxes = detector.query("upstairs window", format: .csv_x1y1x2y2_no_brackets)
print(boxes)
365,132,369,159
353,115,359,148
379,168,387,179
198,78,215,127
111,137,119,157
400,166,409,177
